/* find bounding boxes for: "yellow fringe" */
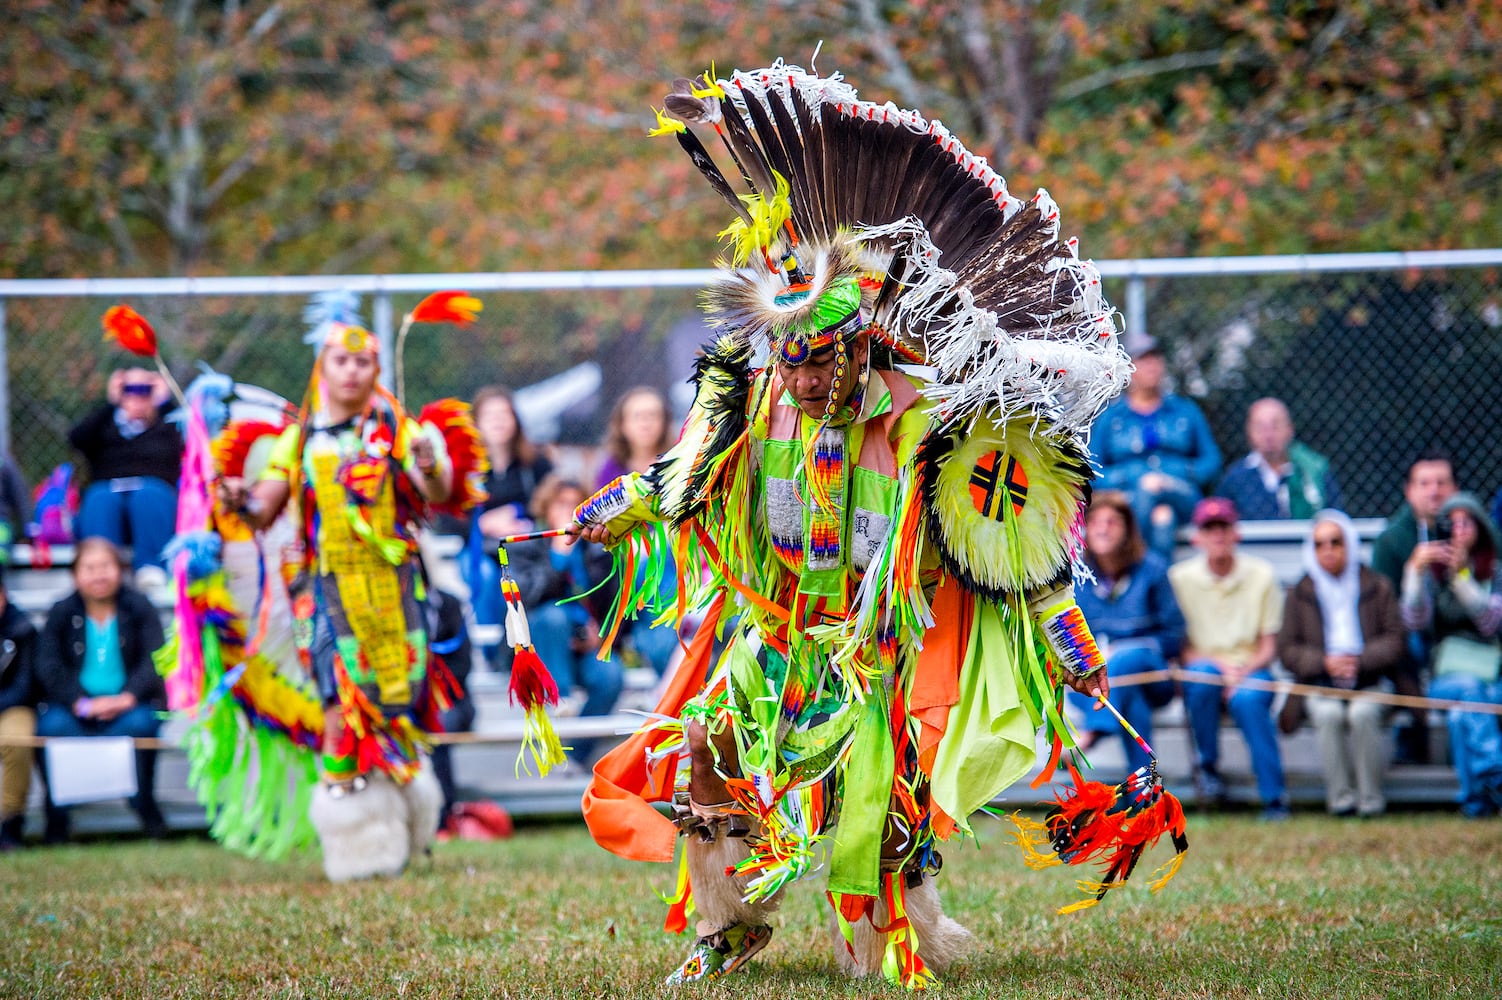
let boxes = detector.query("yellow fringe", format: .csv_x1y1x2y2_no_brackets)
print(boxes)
516,704,569,778
1009,812,1064,870
1057,897,1102,915
1148,850,1188,893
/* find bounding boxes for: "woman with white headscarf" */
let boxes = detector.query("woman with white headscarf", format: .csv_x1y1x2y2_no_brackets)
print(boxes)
1278,510,1406,816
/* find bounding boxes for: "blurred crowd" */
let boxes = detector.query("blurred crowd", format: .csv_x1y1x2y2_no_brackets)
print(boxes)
2,342,1501,848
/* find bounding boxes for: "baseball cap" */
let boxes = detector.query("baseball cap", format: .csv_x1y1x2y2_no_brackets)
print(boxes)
1125,334,1162,359
1192,496,1239,527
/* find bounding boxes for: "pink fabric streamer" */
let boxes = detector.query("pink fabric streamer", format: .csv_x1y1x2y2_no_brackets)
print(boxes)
164,405,215,713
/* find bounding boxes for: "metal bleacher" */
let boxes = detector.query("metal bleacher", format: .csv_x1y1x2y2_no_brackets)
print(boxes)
4,517,1462,838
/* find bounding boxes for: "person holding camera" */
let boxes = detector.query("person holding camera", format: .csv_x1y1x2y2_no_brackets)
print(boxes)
68,367,182,583
1400,493,1502,817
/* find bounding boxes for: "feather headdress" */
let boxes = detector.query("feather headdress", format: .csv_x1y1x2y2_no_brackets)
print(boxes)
654,60,1128,436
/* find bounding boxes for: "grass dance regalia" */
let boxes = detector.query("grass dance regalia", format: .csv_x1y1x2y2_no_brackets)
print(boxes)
158,293,487,881
573,62,1187,988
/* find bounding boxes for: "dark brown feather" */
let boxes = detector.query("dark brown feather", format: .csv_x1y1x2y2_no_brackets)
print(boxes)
675,130,753,226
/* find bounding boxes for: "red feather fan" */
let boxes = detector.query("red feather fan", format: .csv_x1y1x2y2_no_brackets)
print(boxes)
1012,760,1189,913
417,398,489,517
212,420,290,479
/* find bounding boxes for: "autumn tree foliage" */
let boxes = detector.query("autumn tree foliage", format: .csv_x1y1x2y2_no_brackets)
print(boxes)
1,0,1498,280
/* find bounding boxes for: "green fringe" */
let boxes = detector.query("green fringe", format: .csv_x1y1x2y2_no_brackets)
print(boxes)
176,604,318,860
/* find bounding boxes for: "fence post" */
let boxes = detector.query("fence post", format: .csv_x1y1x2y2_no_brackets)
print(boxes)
1125,274,1146,342
373,291,394,390
0,297,9,457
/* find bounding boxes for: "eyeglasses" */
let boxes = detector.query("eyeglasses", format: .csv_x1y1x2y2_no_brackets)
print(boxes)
1313,537,1345,549
121,383,154,396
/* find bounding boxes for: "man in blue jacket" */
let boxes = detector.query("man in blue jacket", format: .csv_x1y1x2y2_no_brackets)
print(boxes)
1090,337,1221,554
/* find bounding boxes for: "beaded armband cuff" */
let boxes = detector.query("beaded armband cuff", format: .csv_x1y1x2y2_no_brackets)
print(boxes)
575,476,633,527
1032,595,1105,679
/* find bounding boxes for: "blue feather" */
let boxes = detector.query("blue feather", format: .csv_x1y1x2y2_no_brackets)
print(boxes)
302,290,365,348
168,362,235,435
161,530,223,581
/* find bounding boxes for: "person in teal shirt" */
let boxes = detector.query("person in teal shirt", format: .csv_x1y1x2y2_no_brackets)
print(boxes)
34,537,166,841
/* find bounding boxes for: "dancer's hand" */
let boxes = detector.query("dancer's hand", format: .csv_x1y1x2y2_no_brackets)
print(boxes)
217,476,249,510
410,436,437,475
1066,666,1110,700
573,521,612,545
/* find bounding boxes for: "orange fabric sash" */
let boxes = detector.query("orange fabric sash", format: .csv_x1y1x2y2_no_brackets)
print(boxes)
582,594,726,862
909,577,971,777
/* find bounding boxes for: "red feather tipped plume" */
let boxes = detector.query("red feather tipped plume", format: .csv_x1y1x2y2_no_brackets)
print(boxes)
410,291,483,325
508,646,560,712
417,398,490,517
101,304,158,357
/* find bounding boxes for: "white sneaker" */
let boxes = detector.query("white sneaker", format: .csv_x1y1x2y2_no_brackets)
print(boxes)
135,565,169,594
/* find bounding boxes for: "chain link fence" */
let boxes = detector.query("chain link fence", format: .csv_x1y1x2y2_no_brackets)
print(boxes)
1107,262,1502,517
2,254,1499,520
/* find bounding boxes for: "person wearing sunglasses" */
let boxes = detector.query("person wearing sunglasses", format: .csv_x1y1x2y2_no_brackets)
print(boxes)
1278,510,1406,817
67,367,181,589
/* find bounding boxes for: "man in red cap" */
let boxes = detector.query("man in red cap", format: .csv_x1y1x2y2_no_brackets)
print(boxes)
1170,497,1290,820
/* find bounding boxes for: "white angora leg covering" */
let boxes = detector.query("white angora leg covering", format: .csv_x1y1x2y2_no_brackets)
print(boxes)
310,773,411,883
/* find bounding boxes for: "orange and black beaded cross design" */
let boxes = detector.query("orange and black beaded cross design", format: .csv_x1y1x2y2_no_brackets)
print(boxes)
969,452,1029,521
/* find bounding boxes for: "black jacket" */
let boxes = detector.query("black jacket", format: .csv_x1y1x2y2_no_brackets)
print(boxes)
68,402,182,487
0,601,38,713
35,588,166,709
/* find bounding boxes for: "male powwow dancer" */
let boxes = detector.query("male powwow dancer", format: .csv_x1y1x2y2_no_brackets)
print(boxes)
570,61,1141,987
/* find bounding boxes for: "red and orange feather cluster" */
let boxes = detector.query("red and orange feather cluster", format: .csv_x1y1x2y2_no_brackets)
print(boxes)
410,291,483,325
417,398,490,517
212,420,289,479
1013,760,1188,913
101,304,158,357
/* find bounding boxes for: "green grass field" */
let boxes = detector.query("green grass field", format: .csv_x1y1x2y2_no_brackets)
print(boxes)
4,812,1499,999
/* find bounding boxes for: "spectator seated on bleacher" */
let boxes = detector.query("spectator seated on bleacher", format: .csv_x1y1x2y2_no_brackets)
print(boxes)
1400,494,1502,818
1068,490,1185,778
1372,450,1458,764
33,537,167,842
1171,497,1291,820
466,386,553,671
1278,511,1406,817
0,571,39,849
68,368,182,586
1215,397,1342,520
506,476,622,764
1089,336,1221,556
596,386,681,678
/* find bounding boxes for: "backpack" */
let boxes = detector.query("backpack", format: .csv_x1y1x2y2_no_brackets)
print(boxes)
30,462,78,546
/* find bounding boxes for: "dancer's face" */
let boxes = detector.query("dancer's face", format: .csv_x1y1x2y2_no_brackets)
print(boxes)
321,346,378,410
776,335,869,419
